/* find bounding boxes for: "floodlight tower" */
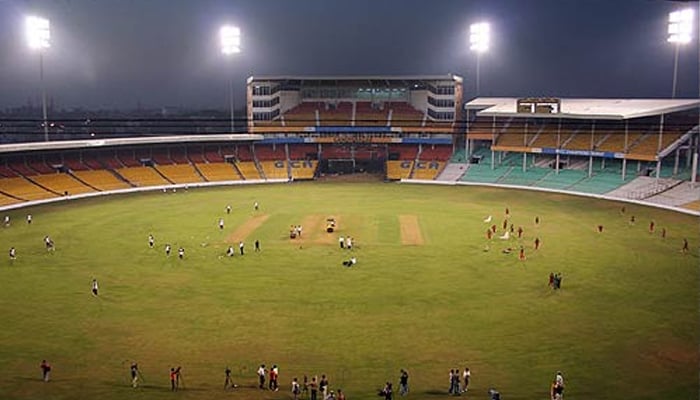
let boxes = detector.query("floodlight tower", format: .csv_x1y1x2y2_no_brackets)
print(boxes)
668,9,693,98
469,22,490,97
220,25,241,133
25,16,51,141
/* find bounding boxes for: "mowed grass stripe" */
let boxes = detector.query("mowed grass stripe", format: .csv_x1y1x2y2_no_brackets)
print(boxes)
399,214,424,245
225,214,269,243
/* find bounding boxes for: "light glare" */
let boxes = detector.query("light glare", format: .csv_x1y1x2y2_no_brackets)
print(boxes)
470,22,490,53
220,25,241,55
26,16,51,50
667,8,694,44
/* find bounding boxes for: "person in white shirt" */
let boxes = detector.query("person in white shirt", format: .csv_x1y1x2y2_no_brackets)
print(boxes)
339,236,345,249
219,218,225,230
257,364,266,389
148,234,154,248
9,247,16,260
26,214,32,225
346,237,352,250
178,247,185,259
91,279,99,296
239,241,244,255
462,367,470,392
227,246,235,257
3,215,9,227
254,201,259,211
226,205,231,215
165,244,171,256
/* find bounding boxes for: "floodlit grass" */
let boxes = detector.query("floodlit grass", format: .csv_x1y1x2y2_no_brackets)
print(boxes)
0,182,697,400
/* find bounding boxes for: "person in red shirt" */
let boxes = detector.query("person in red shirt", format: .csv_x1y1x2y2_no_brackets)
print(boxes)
491,224,497,233
170,368,177,391
40,360,51,382
519,246,526,261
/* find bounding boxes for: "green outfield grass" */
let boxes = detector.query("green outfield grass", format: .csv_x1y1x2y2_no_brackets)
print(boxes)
0,181,697,400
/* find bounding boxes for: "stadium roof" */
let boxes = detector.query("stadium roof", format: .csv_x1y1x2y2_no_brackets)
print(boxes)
247,74,463,84
0,134,264,154
466,98,700,120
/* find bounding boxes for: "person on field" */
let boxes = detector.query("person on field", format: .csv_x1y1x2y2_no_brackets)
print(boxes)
292,377,301,399
517,226,523,239
227,246,235,257
239,241,245,255
27,214,32,225
380,382,393,400
3,215,9,227
486,229,493,240
346,237,353,250
682,238,689,253
130,362,139,388
629,215,635,225
224,366,237,390
254,201,259,211
310,375,319,400
399,369,409,396
597,225,604,233
258,364,266,389
219,218,225,230
491,224,497,233
649,220,655,233
535,216,540,225
462,367,470,392
534,237,541,250
339,236,345,249
519,246,526,261
170,368,177,391
302,375,309,397
178,247,185,259
165,244,171,256
549,272,554,287
91,279,99,296
319,374,329,399
661,227,666,239
448,369,455,394
502,219,507,230
255,239,261,252
269,364,279,391
44,235,54,251
40,360,51,382
9,247,16,260
337,388,346,400
148,234,154,248
226,205,231,215
175,366,182,389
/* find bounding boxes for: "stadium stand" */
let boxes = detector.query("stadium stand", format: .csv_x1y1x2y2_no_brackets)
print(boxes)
31,173,96,195
387,160,413,180
116,166,171,187
72,170,132,191
259,161,289,179
235,161,263,180
319,102,352,126
156,164,204,184
356,102,389,126
1,177,57,200
284,102,318,127
194,162,242,181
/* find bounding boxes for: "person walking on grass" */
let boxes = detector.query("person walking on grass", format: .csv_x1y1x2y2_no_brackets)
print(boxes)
399,369,409,396
292,377,301,400
258,364,266,389
91,279,99,296
40,360,51,382
170,368,177,391
130,362,140,388
224,366,237,390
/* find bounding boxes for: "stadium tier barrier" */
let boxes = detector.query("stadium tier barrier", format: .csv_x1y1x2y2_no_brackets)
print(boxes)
0,179,288,212
400,179,700,217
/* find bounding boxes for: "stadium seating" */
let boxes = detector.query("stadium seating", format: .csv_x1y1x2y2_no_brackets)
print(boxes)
1,177,57,200
419,145,452,161
412,161,444,180
116,167,171,187
194,162,242,181
356,102,389,126
236,145,255,161
235,161,262,180
72,170,131,191
386,160,413,180
117,150,141,167
289,160,317,180
0,192,21,206
0,165,20,178
156,164,204,184
204,146,224,162
254,145,286,161
31,173,96,195
595,132,643,152
288,144,318,160
319,102,352,126
284,102,318,127
259,161,289,179
389,102,424,128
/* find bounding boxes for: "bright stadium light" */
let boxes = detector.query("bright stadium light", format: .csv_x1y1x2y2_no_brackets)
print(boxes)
469,22,490,53
667,9,694,98
25,15,51,141
26,16,51,50
220,25,241,55
469,22,490,96
220,25,240,132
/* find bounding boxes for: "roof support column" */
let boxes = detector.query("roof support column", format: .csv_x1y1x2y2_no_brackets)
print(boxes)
673,147,680,176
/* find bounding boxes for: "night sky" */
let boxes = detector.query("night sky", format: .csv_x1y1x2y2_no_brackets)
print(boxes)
0,0,697,109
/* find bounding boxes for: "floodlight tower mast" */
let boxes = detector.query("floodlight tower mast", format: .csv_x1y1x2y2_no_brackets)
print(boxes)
668,9,693,98
26,16,51,141
220,25,241,133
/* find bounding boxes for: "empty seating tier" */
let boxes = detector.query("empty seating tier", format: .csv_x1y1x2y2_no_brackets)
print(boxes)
72,170,131,191
235,161,262,180
116,167,170,187
194,163,241,181
1,177,57,200
156,164,203,184
386,160,413,180
32,173,95,195
260,161,289,179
